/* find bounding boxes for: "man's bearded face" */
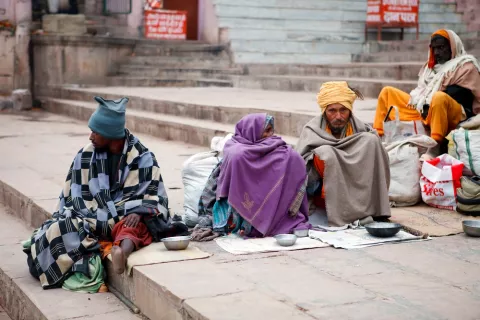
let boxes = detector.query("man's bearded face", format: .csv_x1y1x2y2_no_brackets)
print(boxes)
325,103,351,134
431,36,452,65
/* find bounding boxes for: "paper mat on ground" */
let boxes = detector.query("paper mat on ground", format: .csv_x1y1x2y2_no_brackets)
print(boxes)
107,243,211,275
390,204,480,236
215,234,329,255
309,229,424,249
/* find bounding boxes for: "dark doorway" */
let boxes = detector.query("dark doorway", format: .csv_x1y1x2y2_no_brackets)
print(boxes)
163,0,198,40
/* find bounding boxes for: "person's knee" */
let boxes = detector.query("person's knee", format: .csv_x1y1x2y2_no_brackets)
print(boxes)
361,132,381,144
379,86,394,97
430,91,449,108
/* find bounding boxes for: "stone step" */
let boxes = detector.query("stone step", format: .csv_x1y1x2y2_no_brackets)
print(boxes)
243,62,424,81
220,17,467,36
43,87,321,138
227,28,365,42
233,52,354,64
366,37,480,54
215,4,463,23
354,51,428,63
230,40,364,55
134,44,228,57
231,75,417,98
0,206,140,320
42,86,377,134
213,0,456,12
39,97,298,147
116,65,243,78
218,17,366,32
355,48,480,63
126,56,232,67
107,77,234,88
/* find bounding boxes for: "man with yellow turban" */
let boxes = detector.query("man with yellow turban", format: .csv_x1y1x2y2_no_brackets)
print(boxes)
296,81,391,227
374,29,480,158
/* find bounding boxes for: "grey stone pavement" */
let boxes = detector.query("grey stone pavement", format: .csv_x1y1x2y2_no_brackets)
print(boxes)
1,112,480,319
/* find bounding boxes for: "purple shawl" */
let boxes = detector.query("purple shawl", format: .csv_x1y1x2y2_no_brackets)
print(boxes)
217,113,310,236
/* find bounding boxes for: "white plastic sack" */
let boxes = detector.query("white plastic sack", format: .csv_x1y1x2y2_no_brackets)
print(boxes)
385,135,437,207
420,154,464,211
448,128,480,176
211,133,233,155
182,134,233,226
383,106,427,143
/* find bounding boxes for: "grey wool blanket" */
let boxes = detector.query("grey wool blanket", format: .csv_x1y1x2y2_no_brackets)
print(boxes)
295,116,391,227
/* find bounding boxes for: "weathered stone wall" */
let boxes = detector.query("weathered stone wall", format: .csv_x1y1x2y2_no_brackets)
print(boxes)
455,0,480,32
0,0,31,96
32,35,134,97
0,33,15,95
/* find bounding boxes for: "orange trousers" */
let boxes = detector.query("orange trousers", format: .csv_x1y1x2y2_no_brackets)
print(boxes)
374,86,464,142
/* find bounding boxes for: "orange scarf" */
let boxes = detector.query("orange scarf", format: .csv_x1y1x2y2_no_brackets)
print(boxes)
428,29,450,69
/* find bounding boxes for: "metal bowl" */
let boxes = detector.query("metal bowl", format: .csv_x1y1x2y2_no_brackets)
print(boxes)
161,236,191,250
274,234,297,247
293,229,309,238
462,220,480,237
365,222,402,238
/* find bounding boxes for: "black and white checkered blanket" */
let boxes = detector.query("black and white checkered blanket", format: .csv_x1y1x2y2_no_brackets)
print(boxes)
25,129,169,288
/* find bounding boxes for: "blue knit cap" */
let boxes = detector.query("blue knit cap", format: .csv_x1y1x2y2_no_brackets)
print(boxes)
88,96,128,139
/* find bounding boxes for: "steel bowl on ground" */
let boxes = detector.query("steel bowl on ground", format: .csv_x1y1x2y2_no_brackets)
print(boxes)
462,220,480,237
293,229,309,238
365,222,402,238
274,234,297,247
161,236,191,250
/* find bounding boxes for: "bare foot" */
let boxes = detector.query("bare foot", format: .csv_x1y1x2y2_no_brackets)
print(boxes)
111,245,126,274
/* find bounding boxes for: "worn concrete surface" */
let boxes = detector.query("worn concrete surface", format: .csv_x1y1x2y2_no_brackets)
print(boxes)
0,111,480,320
0,205,142,320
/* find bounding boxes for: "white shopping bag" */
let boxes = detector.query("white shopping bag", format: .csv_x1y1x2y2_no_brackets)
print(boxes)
384,106,427,143
420,154,464,211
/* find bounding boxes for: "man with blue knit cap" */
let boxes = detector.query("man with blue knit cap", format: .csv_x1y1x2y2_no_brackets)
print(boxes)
25,96,186,291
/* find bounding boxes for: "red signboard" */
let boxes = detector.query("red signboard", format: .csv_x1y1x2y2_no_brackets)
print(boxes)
144,9,187,40
367,0,419,26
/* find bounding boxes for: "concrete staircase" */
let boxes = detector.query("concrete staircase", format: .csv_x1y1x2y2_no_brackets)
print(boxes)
231,32,480,97
104,0,478,99
106,35,480,99
38,86,308,147
214,0,468,65
107,41,241,87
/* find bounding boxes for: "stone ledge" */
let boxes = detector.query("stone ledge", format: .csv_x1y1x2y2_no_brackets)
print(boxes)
31,34,218,49
31,34,138,48
0,205,140,320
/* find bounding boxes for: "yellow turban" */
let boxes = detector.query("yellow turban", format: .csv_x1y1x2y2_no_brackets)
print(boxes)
316,81,357,114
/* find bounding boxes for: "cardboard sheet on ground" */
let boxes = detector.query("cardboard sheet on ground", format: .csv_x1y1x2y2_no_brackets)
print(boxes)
215,234,329,255
309,229,425,249
107,243,211,275
390,205,480,236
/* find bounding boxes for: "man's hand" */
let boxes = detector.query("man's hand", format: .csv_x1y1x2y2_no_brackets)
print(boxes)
123,213,141,228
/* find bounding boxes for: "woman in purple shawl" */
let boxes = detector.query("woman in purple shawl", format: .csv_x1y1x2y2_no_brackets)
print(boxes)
215,113,311,237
